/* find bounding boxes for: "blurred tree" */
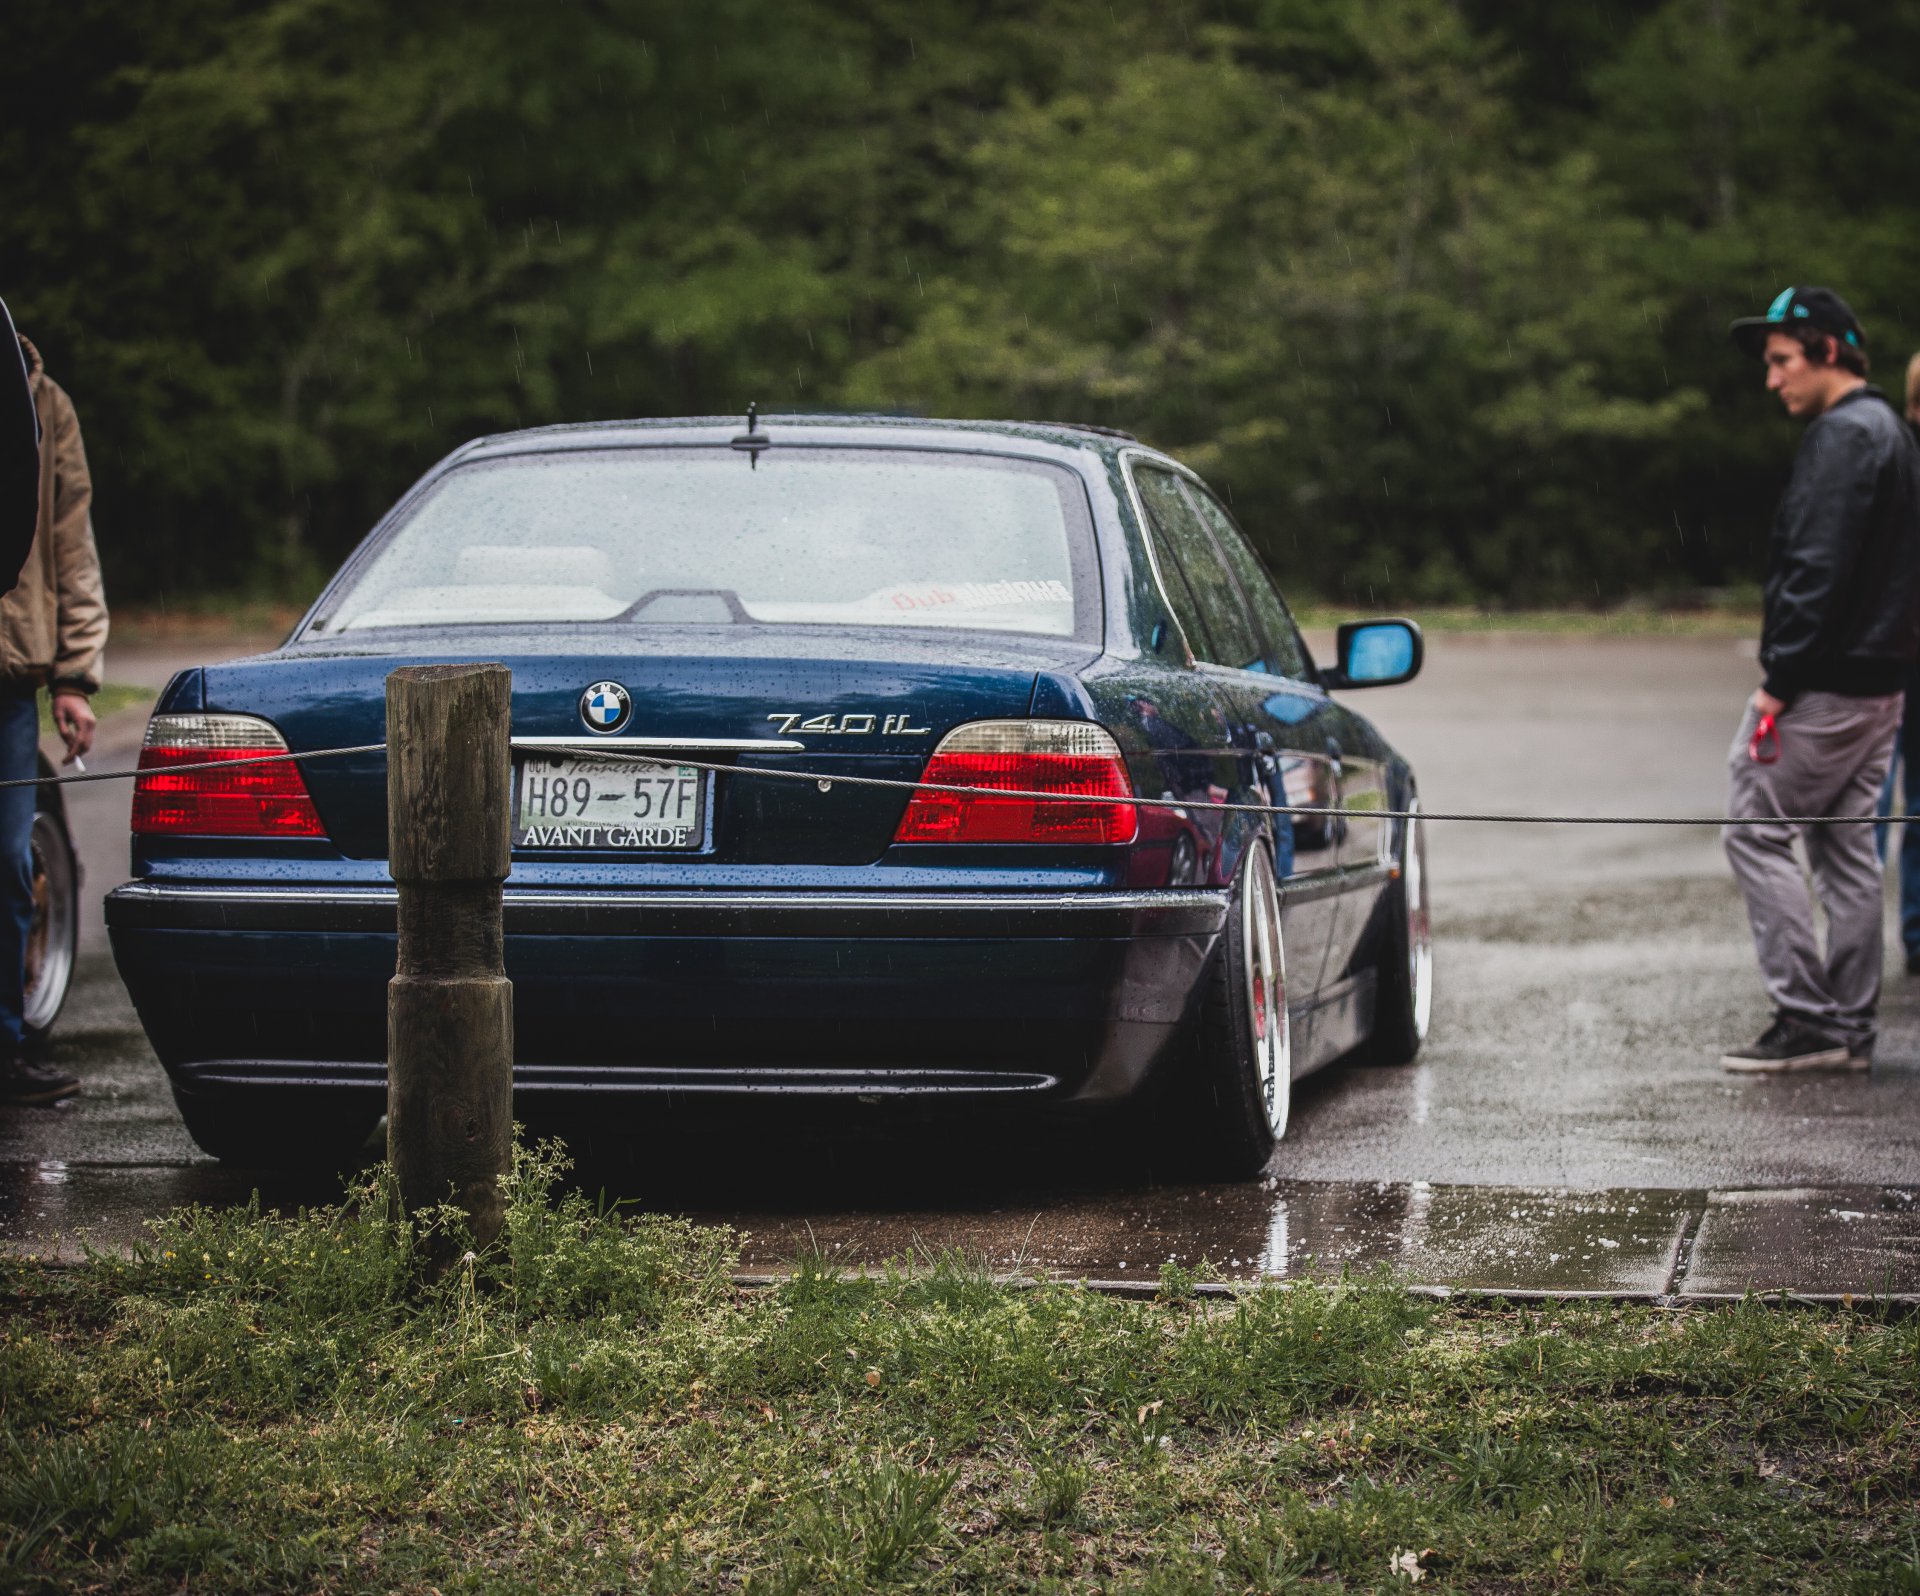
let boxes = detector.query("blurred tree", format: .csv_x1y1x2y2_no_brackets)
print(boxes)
5,0,595,594
0,0,1912,606
0,0,1101,598
843,0,1701,603
1580,0,1920,591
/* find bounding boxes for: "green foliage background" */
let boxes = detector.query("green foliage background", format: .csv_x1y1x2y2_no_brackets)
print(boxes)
3,0,1916,606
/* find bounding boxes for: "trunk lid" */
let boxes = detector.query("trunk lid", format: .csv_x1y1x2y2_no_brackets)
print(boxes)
201,626,1100,863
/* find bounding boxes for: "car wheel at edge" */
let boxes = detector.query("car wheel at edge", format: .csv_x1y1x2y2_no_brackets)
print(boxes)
1356,797,1431,1066
1176,838,1291,1180
22,805,78,1046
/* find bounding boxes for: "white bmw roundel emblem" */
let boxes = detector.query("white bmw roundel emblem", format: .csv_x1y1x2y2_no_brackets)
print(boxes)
579,680,632,734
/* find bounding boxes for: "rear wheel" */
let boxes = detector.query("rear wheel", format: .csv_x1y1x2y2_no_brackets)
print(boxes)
22,804,78,1046
170,1086,382,1169
1356,800,1432,1066
1174,840,1290,1179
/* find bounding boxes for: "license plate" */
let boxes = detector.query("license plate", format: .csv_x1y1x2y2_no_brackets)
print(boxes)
513,756,708,851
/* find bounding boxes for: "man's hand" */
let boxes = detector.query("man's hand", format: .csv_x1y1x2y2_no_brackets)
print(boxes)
1752,688,1786,720
51,691,94,763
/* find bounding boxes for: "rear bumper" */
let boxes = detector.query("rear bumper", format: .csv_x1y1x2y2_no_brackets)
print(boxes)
107,882,1227,1107
105,882,1227,938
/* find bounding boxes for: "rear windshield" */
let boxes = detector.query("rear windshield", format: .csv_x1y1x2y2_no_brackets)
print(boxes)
312,446,1097,638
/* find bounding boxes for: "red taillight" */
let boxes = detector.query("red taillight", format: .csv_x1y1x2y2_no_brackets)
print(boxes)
893,721,1138,845
132,714,327,838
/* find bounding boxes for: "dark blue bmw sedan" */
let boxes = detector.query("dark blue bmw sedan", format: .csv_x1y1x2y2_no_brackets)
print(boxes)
105,416,1430,1178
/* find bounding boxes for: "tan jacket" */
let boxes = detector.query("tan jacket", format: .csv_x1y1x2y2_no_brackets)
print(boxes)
6,339,106,694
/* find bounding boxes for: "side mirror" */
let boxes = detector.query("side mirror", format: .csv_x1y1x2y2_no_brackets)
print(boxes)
1319,618,1422,690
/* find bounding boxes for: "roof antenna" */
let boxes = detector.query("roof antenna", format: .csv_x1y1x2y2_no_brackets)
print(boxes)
731,401,770,468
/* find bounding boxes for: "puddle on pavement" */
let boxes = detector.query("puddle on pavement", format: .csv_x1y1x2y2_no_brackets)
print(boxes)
698,1180,1695,1295
0,1159,1682,1291
0,1159,352,1261
5,1157,1914,1299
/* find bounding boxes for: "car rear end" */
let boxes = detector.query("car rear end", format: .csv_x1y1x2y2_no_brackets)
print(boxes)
105,423,1230,1153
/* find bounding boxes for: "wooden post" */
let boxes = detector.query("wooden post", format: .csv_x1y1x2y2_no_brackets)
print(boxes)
386,663,513,1267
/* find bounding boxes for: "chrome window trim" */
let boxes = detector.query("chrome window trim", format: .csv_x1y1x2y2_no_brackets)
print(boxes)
1116,447,1200,667
1122,448,1318,683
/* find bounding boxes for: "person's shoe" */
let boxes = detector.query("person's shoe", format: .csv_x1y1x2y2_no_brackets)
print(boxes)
0,1056,79,1105
1721,1018,1856,1074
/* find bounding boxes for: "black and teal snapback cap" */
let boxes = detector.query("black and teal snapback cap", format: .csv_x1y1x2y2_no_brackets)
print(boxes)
1730,285,1867,358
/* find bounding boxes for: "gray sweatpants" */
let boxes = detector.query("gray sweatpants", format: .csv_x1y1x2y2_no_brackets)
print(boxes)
1724,689,1902,1047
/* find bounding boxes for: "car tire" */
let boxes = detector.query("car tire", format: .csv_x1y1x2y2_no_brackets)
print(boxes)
170,1085,382,1169
1355,800,1432,1067
22,799,79,1048
1174,839,1291,1180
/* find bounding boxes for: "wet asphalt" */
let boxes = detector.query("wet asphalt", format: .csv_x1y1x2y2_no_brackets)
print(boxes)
2,632,1916,1298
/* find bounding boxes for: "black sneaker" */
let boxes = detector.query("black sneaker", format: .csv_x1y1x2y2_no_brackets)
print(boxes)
0,1056,79,1105
1721,1018,1857,1074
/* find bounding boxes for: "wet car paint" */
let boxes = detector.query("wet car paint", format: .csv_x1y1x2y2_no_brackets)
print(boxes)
102,418,1419,1127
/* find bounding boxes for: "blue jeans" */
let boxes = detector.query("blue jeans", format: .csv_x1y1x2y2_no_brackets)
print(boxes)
0,693,38,1048
1875,685,1920,959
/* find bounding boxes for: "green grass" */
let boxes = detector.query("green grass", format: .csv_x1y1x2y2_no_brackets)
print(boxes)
3,1143,1916,1593
106,593,1764,647
109,596,308,648
1293,604,1763,637
106,590,1769,648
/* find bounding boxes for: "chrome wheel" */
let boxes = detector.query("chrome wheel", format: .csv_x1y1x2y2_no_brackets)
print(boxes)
23,809,77,1038
1405,804,1432,1041
1241,842,1290,1137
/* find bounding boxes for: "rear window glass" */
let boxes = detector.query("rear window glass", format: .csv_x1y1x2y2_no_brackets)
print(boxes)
312,447,1096,638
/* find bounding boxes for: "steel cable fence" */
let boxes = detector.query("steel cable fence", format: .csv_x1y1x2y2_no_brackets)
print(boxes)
7,739,1900,828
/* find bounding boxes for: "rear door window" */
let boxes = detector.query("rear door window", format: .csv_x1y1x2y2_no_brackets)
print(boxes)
1131,468,1214,661
312,447,1098,640
1132,465,1264,671
1183,484,1314,680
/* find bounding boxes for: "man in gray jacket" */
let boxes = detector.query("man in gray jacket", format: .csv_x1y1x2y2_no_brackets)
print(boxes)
1721,287,1920,1072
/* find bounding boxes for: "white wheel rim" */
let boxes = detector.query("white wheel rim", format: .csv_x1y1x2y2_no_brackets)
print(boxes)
23,811,75,1033
1406,805,1432,1040
1243,844,1290,1137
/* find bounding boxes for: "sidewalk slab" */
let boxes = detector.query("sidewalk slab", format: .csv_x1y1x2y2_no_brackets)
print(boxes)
1678,1187,1920,1301
0,1159,347,1264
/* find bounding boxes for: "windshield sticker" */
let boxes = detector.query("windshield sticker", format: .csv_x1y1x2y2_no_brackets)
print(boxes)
884,579,1071,612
